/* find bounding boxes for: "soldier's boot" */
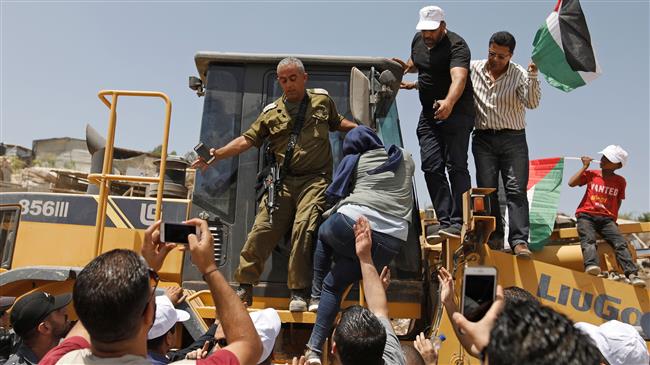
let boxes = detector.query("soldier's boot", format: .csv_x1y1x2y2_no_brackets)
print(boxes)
236,284,253,306
289,289,309,312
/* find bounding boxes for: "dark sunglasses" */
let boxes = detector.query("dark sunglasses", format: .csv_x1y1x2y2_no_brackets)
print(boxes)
142,269,160,314
214,337,228,348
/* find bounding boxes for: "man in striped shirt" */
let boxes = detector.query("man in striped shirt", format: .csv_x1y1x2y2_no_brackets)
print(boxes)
470,31,541,257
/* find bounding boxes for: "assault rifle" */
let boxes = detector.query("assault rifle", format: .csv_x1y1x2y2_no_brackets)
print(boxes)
263,147,281,224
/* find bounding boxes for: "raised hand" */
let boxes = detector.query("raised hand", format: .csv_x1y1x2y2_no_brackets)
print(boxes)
451,285,505,353
185,218,217,275
165,286,187,306
437,267,455,307
354,216,373,261
414,332,439,365
380,266,391,291
141,220,177,272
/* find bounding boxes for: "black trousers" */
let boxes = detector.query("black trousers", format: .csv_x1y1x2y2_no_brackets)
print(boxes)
417,110,473,228
472,129,530,248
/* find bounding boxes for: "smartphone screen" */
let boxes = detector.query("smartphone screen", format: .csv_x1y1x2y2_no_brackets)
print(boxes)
162,223,196,244
193,142,213,163
462,273,496,322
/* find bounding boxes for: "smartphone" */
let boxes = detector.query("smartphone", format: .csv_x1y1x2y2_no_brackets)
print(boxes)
460,266,497,322
193,142,215,164
160,222,199,244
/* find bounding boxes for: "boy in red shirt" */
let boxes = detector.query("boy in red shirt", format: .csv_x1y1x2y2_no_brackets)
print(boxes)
568,145,645,287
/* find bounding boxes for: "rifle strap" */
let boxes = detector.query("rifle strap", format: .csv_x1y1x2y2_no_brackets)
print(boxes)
280,93,310,180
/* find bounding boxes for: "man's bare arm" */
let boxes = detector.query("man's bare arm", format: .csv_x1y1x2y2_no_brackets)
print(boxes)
337,118,358,132
438,267,479,356
435,67,468,120
211,136,253,161
185,218,262,365
392,57,417,74
192,136,253,170
568,156,592,187
354,216,389,318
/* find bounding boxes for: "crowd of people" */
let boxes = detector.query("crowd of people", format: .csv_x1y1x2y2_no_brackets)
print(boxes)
1,3,648,365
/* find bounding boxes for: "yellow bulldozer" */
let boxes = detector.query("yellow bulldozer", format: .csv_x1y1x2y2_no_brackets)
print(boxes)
1,52,649,364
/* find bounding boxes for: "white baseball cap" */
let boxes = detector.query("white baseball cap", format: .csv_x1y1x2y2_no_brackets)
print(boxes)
599,145,629,166
416,6,445,30
575,320,649,365
148,295,190,340
250,308,282,364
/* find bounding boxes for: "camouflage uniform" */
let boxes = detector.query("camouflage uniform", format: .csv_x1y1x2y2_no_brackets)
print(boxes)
236,89,344,289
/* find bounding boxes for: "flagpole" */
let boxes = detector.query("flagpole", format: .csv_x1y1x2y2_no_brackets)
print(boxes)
564,157,598,163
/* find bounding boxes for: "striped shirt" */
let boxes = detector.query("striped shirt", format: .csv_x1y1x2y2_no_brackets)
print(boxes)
470,60,541,130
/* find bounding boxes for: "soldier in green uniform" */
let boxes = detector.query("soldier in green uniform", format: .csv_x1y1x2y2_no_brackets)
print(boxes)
192,57,357,311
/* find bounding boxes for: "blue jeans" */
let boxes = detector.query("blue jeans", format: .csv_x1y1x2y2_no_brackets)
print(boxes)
417,110,474,229
577,213,638,276
472,129,529,249
307,213,402,353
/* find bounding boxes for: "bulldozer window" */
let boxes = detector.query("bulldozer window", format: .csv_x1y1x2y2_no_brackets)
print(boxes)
0,205,20,269
194,66,245,223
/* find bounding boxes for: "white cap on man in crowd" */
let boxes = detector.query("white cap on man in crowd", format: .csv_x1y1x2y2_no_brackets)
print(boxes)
148,295,190,340
599,145,629,166
575,320,649,365
249,308,282,364
416,6,445,30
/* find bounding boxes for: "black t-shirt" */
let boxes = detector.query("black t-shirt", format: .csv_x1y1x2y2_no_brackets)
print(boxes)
411,31,475,117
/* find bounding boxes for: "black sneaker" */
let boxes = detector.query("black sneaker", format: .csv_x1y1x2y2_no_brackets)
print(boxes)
425,224,443,243
236,284,253,306
289,290,308,312
439,226,461,238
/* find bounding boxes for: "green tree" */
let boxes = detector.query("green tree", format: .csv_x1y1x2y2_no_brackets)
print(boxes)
150,145,177,157
619,212,635,220
637,212,650,222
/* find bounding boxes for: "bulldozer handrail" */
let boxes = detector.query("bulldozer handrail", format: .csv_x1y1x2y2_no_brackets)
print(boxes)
90,90,173,257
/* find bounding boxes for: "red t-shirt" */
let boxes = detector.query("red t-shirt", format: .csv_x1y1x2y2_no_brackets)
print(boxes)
40,336,91,365
575,170,626,220
40,336,239,365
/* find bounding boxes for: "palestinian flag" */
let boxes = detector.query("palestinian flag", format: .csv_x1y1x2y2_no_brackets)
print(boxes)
528,158,564,250
532,0,601,92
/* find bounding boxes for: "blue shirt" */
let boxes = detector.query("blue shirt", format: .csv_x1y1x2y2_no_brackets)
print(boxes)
147,350,170,365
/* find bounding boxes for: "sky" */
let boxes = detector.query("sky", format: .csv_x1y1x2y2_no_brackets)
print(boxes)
1,0,649,216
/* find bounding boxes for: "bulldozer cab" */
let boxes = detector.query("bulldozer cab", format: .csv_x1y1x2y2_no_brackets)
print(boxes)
184,53,423,315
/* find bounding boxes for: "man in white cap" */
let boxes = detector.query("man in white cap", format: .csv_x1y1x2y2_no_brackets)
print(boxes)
575,320,650,365
147,295,190,365
393,5,475,241
568,145,645,287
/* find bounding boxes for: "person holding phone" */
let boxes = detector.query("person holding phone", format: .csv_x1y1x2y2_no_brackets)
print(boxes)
437,266,491,357
40,219,263,365
192,57,357,311
451,291,600,364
